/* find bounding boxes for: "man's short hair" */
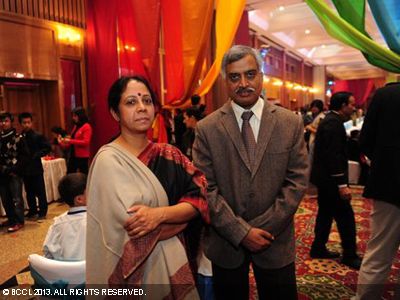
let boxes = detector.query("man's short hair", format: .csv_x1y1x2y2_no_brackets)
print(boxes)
221,45,263,79
191,94,201,106
329,91,353,111
0,112,14,122
18,112,33,123
58,173,87,207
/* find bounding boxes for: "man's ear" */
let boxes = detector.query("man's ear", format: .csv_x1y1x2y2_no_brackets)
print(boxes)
110,109,120,122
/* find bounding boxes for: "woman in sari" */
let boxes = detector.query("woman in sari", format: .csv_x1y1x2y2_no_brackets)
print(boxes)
86,76,209,299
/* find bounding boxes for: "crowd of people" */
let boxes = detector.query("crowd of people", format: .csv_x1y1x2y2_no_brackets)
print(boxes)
2,44,399,300
0,107,92,233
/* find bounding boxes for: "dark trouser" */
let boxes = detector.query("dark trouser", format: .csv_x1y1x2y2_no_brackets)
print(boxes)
24,174,48,217
0,175,24,225
212,258,297,300
312,184,357,256
68,157,89,174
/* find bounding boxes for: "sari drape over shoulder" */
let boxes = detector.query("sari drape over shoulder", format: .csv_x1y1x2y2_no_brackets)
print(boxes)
86,142,208,299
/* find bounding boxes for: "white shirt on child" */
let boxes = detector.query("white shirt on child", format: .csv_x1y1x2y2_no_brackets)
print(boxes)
43,206,87,261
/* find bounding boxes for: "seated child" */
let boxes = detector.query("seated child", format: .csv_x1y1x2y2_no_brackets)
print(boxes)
43,173,87,261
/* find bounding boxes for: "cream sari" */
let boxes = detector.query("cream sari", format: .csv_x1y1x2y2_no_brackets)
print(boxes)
86,143,198,299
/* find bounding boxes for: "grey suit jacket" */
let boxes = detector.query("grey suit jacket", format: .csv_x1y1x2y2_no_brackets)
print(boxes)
193,100,309,269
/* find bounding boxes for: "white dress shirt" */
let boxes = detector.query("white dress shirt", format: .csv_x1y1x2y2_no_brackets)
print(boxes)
43,206,87,261
231,97,264,142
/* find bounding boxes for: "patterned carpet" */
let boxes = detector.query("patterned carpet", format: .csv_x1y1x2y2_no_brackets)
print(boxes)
294,186,400,300
2,187,400,300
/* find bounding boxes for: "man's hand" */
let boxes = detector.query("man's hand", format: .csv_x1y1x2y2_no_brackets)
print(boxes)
124,205,166,239
339,186,352,201
241,228,274,252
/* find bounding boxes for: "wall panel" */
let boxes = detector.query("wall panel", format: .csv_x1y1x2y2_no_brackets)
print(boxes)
0,0,85,28
0,17,58,79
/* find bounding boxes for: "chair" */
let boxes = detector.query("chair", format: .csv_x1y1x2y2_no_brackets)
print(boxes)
28,254,85,291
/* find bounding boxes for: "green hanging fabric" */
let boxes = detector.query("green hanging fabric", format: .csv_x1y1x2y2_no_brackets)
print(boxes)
306,0,400,73
332,0,400,73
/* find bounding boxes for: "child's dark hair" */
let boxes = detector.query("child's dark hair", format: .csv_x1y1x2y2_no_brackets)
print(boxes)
51,126,67,137
58,173,87,206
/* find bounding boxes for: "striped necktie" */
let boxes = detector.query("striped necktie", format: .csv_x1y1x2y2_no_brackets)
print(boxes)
241,111,256,167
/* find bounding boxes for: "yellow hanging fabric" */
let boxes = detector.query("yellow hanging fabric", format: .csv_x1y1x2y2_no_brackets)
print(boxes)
195,0,246,96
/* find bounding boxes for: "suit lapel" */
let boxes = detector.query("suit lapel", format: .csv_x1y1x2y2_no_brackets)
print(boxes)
251,102,277,179
220,102,252,172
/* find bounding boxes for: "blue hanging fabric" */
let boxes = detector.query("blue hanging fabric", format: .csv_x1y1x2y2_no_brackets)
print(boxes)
368,0,400,55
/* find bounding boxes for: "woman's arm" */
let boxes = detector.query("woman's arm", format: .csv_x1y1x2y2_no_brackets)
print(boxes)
66,124,93,146
124,202,197,239
158,223,188,241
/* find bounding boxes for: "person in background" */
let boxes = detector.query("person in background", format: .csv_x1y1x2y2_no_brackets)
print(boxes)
305,99,325,154
86,76,208,299
310,91,362,269
174,108,186,151
59,107,92,174
0,112,29,232
50,126,68,159
191,94,207,116
193,45,308,300
182,106,205,160
19,112,51,219
356,82,400,300
43,173,87,261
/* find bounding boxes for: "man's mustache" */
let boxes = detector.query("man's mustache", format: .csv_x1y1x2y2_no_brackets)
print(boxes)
235,87,256,94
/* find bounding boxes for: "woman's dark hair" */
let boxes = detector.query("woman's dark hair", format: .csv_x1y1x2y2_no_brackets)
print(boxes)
108,76,159,114
185,106,204,121
310,99,324,112
58,173,87,207
71,107,89,127
329,91,353,111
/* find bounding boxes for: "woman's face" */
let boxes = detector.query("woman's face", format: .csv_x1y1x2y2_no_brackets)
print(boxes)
72,113,79,124
117,80,155,134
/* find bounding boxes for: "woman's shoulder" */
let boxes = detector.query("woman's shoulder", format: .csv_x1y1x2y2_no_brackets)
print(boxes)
92,143,123,165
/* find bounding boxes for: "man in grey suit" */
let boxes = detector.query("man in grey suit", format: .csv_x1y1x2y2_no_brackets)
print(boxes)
193,45,308,299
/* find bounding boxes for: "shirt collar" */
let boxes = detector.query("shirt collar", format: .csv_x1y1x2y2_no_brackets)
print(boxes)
68,206,87,214
231,97,264,121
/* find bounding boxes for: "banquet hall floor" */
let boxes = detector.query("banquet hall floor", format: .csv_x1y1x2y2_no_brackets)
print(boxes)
0,202,68,287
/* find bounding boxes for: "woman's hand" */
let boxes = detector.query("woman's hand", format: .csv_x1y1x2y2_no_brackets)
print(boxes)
124,205,166,239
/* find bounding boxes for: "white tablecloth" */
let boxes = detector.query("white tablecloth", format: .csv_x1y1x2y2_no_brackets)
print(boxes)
0,158,67,216
41,158,67,202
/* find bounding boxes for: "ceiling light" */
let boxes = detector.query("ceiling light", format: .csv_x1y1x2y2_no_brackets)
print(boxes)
305,29,311,34
321,44,326,48
278,6,285,11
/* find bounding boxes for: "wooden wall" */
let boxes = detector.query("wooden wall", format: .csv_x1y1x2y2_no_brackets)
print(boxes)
0,10,86,138
0,0,86,28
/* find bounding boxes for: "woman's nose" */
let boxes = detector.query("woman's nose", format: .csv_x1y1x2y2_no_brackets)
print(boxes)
136,100,147,111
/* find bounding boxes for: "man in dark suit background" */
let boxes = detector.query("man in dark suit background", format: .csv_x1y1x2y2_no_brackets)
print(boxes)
193,45,308,300
310,91,362,269
19,112,51,219
356,82,400,300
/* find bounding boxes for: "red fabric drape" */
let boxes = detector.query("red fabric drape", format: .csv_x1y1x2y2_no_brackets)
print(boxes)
333,79,378,106
86,0,119,153
117,0,147,78
162,0,185,104
131,0,162,98
60,59,82,132
235,11,251,46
